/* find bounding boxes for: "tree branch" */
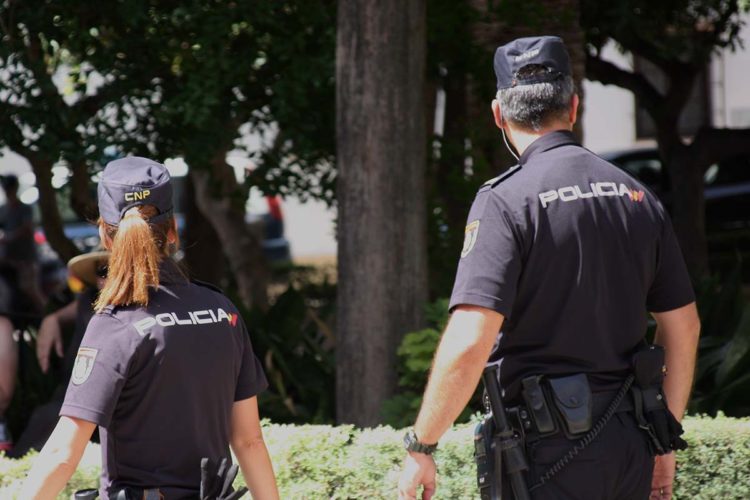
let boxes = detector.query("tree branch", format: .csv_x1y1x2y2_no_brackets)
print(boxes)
585,52,663,117
616,33,689,75
690,126,750,171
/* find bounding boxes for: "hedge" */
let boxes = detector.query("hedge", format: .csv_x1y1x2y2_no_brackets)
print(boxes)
1,415,748,499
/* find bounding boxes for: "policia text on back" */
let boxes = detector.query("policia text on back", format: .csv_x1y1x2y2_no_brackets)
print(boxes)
474,344,687,499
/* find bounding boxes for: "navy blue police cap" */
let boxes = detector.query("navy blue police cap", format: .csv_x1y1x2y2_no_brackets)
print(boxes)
97,156,173,226
494,36,571,90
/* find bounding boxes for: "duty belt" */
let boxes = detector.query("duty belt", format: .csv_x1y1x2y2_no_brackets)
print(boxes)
509,387,635,442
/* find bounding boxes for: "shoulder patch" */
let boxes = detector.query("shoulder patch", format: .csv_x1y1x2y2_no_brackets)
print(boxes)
461,220,480,258
479,164,522,192
71,347,98,385
191,279,226,295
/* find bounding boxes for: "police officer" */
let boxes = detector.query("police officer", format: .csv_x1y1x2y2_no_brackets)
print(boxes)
21,157,280,499
397,36,699,500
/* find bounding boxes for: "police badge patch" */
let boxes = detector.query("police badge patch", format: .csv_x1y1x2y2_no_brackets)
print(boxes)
71,347,98,385
461,220,480,258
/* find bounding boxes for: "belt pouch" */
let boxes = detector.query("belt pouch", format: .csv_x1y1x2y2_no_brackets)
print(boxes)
547,374,592,437
521,375,557,435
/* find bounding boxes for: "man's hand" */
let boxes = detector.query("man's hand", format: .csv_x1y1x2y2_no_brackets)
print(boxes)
37,316,64,374
398,451,437,500
650,453,676,500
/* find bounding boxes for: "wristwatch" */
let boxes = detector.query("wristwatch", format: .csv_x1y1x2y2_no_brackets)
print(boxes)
403,429,438,455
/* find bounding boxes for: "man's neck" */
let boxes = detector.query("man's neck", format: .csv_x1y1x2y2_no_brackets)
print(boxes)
507,123,572,156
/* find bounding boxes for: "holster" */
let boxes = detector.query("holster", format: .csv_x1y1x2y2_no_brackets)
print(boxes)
112,487,164,500
474,416,500,500
73,489,99,500
631,344,688,455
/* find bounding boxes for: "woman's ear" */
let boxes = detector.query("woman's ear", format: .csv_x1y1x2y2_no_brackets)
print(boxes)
98,224,112,250
167,218,178,244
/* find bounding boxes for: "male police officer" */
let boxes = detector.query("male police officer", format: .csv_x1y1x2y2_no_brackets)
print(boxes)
397,36,699,500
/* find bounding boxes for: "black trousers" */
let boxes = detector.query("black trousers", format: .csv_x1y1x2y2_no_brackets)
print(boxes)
502,412,654,500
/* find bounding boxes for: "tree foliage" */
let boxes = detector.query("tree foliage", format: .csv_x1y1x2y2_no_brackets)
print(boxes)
582,0,750,278
1,0,336,308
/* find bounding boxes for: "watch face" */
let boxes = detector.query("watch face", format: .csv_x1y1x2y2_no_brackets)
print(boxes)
403,430,436,454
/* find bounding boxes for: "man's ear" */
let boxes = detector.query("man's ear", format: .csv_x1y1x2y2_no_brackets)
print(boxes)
491,100,504,129
569,94,580,126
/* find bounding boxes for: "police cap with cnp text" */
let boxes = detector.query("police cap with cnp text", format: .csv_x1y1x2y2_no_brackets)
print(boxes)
494,35,571,90
97,156,173,226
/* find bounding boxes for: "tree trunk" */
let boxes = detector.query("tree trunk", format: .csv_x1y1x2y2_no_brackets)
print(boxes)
69,159,97,222
182,173,226,285
336,0,428,426
189,157,269,311
654,69,709,279
29,158,81,263
666,147,708,279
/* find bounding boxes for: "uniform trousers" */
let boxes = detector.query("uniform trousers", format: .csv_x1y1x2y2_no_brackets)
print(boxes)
502,412,654,500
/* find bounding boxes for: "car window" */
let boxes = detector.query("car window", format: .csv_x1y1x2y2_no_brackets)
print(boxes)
616,156,663,188
705,155,750,186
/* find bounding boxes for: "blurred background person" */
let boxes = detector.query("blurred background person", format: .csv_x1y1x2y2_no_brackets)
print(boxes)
8,250,109,458
0,312,16,452
0,174,45,314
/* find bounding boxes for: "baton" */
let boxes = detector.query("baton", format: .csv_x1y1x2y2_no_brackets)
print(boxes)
482,364,531,500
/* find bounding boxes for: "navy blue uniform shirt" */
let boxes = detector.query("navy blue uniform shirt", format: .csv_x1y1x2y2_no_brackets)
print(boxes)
449,131,694,398
61,260,268,499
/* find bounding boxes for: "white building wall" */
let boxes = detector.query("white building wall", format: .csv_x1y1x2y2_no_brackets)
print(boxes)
581,43,640,154
583,13,750,153
711,13,750,128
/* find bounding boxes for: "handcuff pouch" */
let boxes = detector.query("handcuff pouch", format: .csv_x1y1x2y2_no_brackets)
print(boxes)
547,374,592,438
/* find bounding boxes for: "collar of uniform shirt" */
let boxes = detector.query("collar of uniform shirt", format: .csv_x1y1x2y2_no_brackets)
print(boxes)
518,129,580,166
158,258,190,286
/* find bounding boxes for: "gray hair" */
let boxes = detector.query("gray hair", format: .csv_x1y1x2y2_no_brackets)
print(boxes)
496,65,575,131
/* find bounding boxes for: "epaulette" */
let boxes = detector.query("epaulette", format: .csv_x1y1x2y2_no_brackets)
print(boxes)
478,164,522,192
191,279,226,295
99,304,118,316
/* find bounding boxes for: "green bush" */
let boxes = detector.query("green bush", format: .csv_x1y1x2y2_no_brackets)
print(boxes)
382,300,484,428
2,415,749,499
691,264,750,416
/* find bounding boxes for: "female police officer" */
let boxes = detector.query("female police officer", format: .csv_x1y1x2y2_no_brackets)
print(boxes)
21,157,280,499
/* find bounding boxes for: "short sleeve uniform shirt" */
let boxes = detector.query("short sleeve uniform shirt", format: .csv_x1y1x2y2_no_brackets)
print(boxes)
449,131,694,398
61,260,268,499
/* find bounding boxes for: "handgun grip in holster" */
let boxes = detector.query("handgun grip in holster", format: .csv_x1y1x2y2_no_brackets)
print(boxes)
73,489,99,500
482,365,531,500
475,417,500,500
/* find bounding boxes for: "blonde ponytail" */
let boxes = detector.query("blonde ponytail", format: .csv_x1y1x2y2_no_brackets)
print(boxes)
94,205,175,312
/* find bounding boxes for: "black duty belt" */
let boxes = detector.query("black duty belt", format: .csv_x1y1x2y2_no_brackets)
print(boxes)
74,488,165,500
508,384,634,442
